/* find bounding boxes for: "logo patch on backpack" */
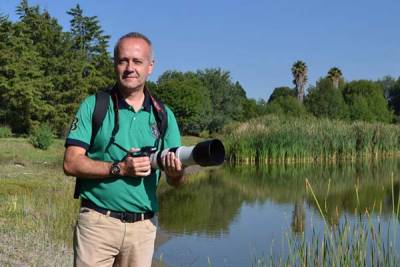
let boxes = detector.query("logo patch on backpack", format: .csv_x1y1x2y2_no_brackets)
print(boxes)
150,123,160,139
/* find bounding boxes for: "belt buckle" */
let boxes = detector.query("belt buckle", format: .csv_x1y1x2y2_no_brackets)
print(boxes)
120,212,127,223
120,212,145,223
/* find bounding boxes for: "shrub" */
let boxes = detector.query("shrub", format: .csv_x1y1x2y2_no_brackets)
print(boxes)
29,124,54,150
0,125,12,138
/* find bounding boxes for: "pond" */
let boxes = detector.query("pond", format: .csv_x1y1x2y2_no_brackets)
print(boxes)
154,158,400,266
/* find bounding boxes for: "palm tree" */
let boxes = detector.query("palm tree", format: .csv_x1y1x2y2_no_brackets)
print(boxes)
327,67,343,89
291,60,308,103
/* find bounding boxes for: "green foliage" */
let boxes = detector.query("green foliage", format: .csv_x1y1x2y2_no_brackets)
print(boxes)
153,69,253,134
266,87,305,117
29,124,54,150
197,69,247,132
305,78,348,119
241,98,268,119
0,1,113,136
156,71,212,135
0,125,12,138
67,4,110,56
0,7,53,133
266,95,307,117
268,86,296,103
66,4,113,95
343,80,394,123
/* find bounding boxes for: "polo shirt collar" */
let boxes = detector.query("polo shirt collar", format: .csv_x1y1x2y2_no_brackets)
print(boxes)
112,85,151,112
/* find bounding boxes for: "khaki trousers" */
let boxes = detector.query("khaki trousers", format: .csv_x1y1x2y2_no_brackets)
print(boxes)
74,207,157,267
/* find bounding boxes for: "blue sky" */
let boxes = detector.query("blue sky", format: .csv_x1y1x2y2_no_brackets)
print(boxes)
1,0,399,100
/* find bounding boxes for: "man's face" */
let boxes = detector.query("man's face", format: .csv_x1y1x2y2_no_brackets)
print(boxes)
114,38,154,92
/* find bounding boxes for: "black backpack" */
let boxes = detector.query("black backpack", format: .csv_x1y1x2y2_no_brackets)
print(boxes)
73,88,168,199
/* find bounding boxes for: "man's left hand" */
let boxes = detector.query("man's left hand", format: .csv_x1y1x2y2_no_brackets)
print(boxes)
162,152,185,187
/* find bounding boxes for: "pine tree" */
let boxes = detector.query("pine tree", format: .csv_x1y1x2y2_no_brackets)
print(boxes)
67,4,113,95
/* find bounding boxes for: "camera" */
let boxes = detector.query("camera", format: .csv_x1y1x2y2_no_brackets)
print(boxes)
129,139,225,170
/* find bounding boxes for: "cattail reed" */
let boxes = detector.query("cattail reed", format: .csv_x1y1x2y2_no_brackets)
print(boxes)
224,115,400,164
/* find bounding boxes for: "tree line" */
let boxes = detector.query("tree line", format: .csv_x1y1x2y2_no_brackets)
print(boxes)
269,60,400,124
1,1,399,138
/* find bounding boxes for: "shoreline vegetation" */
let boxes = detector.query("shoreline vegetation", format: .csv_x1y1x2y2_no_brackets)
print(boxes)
224,115,400,164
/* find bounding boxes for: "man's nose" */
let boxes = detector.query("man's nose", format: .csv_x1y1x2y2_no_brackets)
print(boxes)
126,61,135,71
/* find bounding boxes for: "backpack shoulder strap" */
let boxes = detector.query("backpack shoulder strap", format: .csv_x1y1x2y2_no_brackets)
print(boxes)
74,89,112,199
89,90,111,150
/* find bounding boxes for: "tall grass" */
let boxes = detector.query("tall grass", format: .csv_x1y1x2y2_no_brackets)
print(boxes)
252,178,400,267
260,219,400,267
224,115,400,164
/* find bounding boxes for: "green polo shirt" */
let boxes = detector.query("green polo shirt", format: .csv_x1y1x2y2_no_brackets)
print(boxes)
66,88,181,213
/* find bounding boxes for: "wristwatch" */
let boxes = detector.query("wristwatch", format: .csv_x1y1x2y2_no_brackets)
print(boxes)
110,162,121,176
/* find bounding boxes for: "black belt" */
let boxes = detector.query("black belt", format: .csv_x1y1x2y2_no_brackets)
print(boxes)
81,199,154,223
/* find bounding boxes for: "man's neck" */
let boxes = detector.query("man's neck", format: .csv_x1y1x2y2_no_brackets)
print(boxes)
119,86,145,112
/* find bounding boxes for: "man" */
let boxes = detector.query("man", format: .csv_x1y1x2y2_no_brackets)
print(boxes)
63,32,185,267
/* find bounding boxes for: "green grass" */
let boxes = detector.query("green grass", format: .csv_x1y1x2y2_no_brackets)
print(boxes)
0,137,64,165
224,115,400,164
0,138,75,266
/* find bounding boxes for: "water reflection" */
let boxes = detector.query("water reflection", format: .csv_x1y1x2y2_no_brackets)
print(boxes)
156,158,400,266
291,200,305,233
158,170,242,236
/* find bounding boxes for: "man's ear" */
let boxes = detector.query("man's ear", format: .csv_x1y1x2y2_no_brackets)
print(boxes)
148,60,155,75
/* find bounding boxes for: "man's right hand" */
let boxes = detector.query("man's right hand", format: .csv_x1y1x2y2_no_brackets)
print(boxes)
119,148,151,177
63,146,151,179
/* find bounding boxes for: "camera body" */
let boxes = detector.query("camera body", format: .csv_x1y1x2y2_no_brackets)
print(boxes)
128,146,157,157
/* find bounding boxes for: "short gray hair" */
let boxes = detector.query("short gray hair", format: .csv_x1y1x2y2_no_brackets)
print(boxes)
113,32,153,62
